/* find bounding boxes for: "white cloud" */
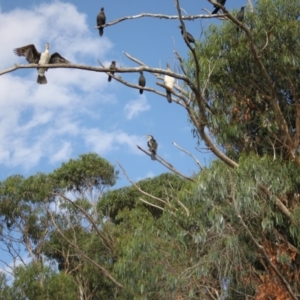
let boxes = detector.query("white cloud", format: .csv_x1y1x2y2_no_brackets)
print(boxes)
124,97,151,120
136,171,156,182
49,142,72,164
0,2,112,67
145,171,155,178
0,2,124,170
84,128,144,155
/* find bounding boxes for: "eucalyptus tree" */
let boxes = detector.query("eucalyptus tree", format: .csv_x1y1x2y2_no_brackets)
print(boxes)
1,0,300,299
0,153,120,299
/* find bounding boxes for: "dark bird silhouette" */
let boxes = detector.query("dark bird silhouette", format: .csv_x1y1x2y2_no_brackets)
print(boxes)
97,7,106,36
145,135,158,160
138,71,146,94
211,0,226,15
236,6,245,32
179,26,196,45
164,64,175,103
13,43,70,84
108,60,116,82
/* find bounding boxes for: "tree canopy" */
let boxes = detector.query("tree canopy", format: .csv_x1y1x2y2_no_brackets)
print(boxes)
1,0,300,299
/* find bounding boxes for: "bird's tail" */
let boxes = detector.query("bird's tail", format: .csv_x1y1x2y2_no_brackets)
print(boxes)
99,28,104,36
108,75,112,82
212,7,219,14
37,75,47,84
140,89,143,94
151,152,156,160
166,91,172,103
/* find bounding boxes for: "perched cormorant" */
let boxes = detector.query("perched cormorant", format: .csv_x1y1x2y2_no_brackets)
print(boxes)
108,61,116,82
145,135,158,160
13,43,70,84
179,26,196,45
164,65,175,103
138,71,146,94
97,7,106,36
236,6,245,32
211,0,226,15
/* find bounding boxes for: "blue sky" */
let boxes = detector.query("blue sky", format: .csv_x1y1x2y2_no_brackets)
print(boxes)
0,0,243,186
0,0,247,278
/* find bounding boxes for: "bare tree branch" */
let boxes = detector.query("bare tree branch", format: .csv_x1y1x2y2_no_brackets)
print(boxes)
51,192,114,252
258,185,295,224
136,145,196,182
175,0,239,169
174,50,188,76
0,63,187,79
94,12,225,30
139,197,165,211
116,160,177,209
48,210,124,289
98,59,184,103
172,142,204,170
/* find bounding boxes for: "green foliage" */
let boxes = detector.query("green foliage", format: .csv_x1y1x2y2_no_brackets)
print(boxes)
0,153,120,299
2,1,300,299
10,263,77,300
1,153,300,299
0,273,13,300
192,0,300,159
0,173,53,246
51,153,118,193
108,154,300,298
99,173,187,221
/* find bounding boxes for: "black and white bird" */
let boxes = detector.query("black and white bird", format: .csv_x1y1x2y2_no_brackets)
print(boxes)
164,64,175,103
97,7,106,36
138,71,146,94
108,61,116,82
179,26,196,46
13,43,70,84
144,135,158,160
236,6,245,32
211,0,226,15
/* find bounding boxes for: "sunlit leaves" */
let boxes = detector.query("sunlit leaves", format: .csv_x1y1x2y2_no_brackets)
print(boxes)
51,153,118,193
191,0,300,160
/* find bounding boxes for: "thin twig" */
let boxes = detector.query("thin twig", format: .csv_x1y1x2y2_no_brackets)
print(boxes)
136,145,196,182
174,50,187,76
48,210,123,289
172,142,204,170
116,160,176,208
51,192,114,252
97,59,185,104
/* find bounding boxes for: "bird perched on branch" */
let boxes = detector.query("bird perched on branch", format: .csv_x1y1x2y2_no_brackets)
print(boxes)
144,135,158,160
179,25,196,46
236,6,245,32
211,0,226,15
97,7,106,36
138,71,146,94
13,43,70,84
108,61,116,82
164,64,175,103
